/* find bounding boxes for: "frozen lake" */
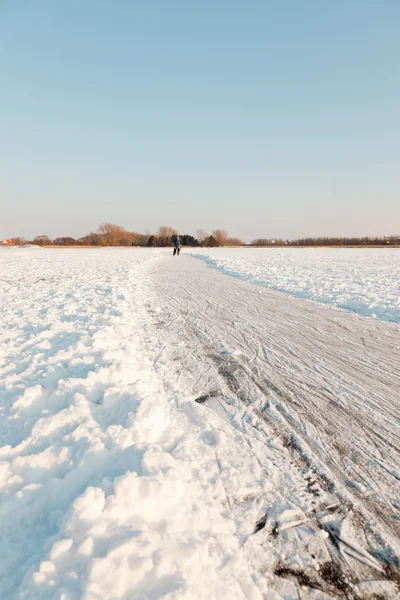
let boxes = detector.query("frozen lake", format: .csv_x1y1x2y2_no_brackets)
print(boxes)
188,247,400,323
0,247,399,599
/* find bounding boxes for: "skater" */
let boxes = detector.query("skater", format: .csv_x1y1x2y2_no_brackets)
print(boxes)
172,234,181,256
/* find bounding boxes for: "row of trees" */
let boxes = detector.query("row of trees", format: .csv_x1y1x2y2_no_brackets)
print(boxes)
9,227,399,248
251,236,400,246
10,224,243,248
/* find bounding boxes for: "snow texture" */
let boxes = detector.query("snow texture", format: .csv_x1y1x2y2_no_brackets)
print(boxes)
187,248,400,323
0,248,399,599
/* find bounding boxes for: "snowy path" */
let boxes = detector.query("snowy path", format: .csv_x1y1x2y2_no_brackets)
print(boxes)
1,248,399,599
146,253,400,596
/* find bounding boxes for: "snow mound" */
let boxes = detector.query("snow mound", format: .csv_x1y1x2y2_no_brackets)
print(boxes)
0,249,269,599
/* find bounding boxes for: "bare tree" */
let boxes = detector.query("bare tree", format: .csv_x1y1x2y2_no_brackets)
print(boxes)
157,225,177,238
97,222,122,245
212,229,228,246
79,232,107,246
33,235,52,246
156,225,177,246
10,237,25,246
196,228,208,243
97,222,136,246
53,237,78,246
225,237,243,246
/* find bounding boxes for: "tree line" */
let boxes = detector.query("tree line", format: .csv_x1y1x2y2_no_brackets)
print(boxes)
8,225,399,247
9,224,243,247
250,236,400,246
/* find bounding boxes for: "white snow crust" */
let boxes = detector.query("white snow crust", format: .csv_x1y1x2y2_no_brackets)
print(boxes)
187,248,400,323
0,248,399,599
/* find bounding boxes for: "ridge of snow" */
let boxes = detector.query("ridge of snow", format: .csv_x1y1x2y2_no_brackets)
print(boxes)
187,247,400,323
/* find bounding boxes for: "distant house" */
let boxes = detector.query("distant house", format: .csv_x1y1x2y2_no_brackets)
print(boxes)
0,239,12,246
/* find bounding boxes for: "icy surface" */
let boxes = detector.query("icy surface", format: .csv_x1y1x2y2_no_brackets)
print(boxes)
0,248,399,599
187,248,400,323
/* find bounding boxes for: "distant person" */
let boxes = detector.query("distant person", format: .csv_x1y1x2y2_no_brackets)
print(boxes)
172,235,181,256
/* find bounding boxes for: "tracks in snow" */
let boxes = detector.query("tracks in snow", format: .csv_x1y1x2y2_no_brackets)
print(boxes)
146,254,400,597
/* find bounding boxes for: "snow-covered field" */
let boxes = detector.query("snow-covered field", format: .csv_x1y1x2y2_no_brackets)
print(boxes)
187,248,400,323
1,248,399,599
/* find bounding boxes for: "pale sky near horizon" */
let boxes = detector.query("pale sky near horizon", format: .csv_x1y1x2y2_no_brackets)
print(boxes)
1,1,399,242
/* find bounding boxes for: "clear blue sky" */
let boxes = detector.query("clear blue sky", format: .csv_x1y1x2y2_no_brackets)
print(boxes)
1,1,399,241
